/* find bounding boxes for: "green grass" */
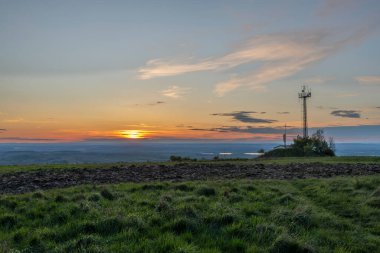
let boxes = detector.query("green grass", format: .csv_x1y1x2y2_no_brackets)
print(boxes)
1,156,380,174
1,175,380,252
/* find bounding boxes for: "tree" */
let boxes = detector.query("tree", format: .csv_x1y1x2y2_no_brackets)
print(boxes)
291,129,335,156
262,129,335,157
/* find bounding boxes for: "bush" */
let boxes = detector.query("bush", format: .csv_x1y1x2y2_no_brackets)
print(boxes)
170,155,196,162
293,130,335,156
264,129,335,157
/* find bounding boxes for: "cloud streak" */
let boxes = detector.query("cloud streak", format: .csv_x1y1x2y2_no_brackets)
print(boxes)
331,110,361,118
138,23,376,96
189,124,380,140
191,126,296,134
134,101,166,106
161,86,190,99
211,111,277,124
355,76,380,85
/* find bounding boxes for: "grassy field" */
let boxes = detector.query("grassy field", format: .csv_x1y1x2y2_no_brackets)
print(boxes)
1,156,380,174
1,175,380,252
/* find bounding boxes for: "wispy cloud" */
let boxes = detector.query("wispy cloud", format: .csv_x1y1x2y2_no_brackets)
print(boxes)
317,0,359,17
190,124,380,141
161,85,190,99
301,76,334,84
190,126,297,134
331,110,361,118
355,76,380,85
4,118,24,123
336,93,359,98
139,23,375,96
211,111,277,124
134,101,166,106
277,112,290,114
139,31,333,80
139,32,333,95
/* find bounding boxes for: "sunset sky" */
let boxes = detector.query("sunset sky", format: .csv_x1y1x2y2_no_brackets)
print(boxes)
1,0,380,142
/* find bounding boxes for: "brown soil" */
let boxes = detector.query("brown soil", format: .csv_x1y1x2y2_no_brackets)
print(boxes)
1,163,380,194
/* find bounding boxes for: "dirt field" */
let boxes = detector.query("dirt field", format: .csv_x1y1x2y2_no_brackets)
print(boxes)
1,162,380,194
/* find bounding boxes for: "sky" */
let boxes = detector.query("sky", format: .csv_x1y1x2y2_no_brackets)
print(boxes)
1,0,380,143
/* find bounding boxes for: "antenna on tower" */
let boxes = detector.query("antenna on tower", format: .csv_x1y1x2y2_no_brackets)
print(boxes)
283,123,287,148
298,85,311,138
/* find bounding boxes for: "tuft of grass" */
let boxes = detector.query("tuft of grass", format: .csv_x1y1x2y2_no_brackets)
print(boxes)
196,186,216,197
173,184,194,192
0,198,18,210
270,235,314,253
49,211,69,225
169,218,199,235
100,188,115,200
277,193,296,205
55,195,68,203
32,191,45,199
366,197,380,208
88,193,101,201
221,238,246,253
95,217,125,236
0,215,17,230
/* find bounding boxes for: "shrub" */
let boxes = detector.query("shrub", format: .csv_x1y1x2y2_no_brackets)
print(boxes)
264,129,335,157
170,155,196,162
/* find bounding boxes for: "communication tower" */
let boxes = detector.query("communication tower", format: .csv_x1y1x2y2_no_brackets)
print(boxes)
298,86,311,138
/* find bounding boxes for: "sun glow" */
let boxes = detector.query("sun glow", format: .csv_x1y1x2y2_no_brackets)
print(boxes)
120,130,144,139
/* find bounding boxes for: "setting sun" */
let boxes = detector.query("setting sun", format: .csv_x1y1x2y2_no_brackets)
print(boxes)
120,130,143,139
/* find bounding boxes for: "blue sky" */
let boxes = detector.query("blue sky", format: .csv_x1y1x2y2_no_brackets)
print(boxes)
0,0,380,142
